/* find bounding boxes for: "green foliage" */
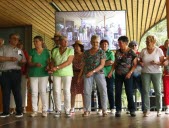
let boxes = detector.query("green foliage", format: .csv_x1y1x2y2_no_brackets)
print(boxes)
138,20,167,51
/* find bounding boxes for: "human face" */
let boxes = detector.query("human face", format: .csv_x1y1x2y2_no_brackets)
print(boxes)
34,38,42,49
17,42,23,49
146,39,155,49
0,38,4,47
9,35,19,47
74,44,81,53
164,40,169,48
91,38,99,49
54,36,60,46
100,41,109,51
118,40,127,50
59,38,68,48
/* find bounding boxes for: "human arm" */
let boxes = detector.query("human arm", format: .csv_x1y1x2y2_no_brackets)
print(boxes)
107,61,116,78
0,56,17,62
85,58,106,78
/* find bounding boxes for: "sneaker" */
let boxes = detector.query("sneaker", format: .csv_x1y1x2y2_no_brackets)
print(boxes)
97,109,102,115
110,109,115,115
15,113,23,118
42,111,47,117
143,111,150,117
0,113,10,118
130,111,136,117
157,111,161,117
165,108,169,114
115,111,121,117
30,112,38,117
54,111,61,118
65,112,71,118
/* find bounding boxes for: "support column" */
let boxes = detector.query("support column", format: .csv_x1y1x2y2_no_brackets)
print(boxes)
166,0,169,38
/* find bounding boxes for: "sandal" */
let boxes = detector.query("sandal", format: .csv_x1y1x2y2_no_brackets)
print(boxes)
82,111,90,117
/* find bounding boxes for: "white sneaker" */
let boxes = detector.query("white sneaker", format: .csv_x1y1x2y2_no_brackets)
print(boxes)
110,109,115,115
157,111,162,117
42,111,47,117
165,108,169,114
97,109,102,115
70,108,75,114
54,111,61,118
65,112,71,117
30,112,38,117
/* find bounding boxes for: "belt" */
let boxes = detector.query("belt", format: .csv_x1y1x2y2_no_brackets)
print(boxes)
2,69,21,73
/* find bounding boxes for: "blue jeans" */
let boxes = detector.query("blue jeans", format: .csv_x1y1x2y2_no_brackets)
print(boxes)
84,73,107,111
133,74,144,111
115,73,135,112
97,77,115,109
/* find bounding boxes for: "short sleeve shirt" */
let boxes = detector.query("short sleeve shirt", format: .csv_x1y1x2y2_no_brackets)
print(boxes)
51,47,74,76
104,49,115,76
83,49,106,74
115,48,137,75
28,48,50,77
140,46,163,73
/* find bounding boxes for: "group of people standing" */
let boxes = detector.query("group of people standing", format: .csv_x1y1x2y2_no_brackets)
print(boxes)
0,32,169,119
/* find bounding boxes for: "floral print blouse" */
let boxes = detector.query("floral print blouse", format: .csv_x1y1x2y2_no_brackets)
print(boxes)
83,49,106,74
115,49,137,75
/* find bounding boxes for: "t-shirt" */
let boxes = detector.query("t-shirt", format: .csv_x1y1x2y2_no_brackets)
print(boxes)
28,48,50,77
104,49,115,77
140,46,164,73
83,49,106,74
115,49,137,75
52,47,74,76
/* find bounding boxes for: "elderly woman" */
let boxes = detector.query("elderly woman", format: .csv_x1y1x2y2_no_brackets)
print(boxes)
28,36,50,117
97,39,115,115
70,40,84,113
50,36,74,118
79,35,108,117
108,36,137,117
140,35,164,117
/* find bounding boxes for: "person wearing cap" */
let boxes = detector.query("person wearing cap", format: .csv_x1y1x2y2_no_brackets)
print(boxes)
161,39,169,114
70,40,84,114
140,35,164,117
128,41,144,112
50,36,74,118
108,36,137,117
51,33,61,54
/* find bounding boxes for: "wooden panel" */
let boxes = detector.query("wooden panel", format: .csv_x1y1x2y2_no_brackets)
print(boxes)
132,0,138,40
137,1,143,43
103,0,111,10
155,0,166,23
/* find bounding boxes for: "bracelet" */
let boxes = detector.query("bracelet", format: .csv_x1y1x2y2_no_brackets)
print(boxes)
93,70,96,73
56,66,59,69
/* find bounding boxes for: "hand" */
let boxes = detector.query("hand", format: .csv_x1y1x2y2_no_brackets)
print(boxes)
86,71,94,78
10,57,17,62
163,60,168,66
125,72,132,79
107,71,113,78
35,63,42,67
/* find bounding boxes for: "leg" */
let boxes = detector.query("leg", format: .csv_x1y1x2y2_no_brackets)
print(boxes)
30,77,39,112
141,73,151,112
83,76,93,112
38,76,48,112
62,76,72,113
151,73,162,112
53,76,62,112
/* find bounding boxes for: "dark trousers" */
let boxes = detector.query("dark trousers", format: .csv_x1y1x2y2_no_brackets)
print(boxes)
115,73,135,112
1,70,22,114
133,74,144,111
97,77,115,109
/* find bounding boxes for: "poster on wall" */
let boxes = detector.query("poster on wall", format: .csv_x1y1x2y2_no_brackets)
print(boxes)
55,11,126,50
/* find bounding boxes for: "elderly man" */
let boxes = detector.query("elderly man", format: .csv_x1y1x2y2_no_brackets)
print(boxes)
0,33,26,118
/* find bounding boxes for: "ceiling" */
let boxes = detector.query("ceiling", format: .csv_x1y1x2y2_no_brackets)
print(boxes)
0,0,167,43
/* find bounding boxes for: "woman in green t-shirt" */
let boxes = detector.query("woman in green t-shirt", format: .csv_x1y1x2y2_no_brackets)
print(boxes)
50,36,74,118
28,36,50,117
